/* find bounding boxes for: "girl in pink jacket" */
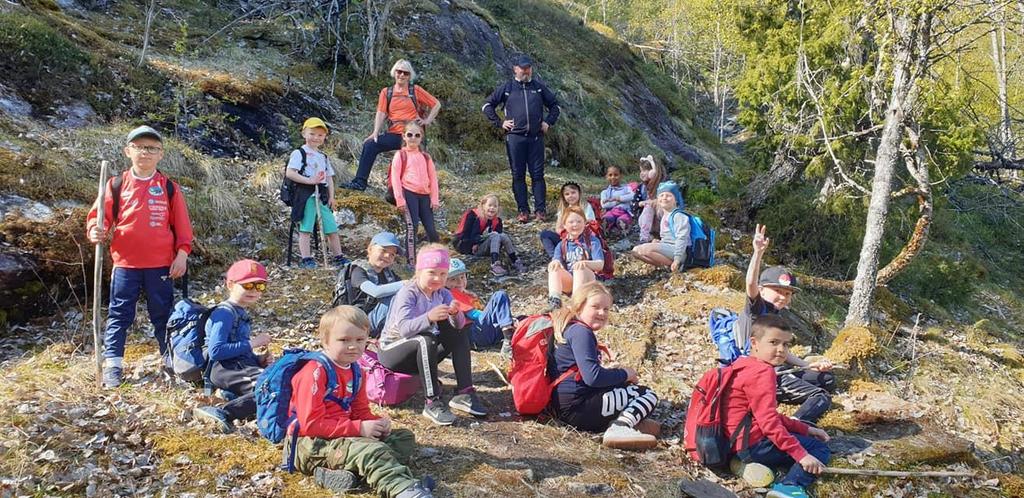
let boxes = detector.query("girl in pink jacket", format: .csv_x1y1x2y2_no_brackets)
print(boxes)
389,122,440,264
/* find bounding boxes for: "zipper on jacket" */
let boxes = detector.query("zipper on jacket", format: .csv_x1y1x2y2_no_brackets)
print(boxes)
521,81,530,134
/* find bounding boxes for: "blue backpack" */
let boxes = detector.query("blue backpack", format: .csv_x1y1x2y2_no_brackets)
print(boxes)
667,209,716,269
708,308,747,365
254,349,361,472
167,300,237,385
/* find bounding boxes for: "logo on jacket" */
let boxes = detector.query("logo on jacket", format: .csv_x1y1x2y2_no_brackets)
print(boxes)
148,185,164,196
345,378,355,395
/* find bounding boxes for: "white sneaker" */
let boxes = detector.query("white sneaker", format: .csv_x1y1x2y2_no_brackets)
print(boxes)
602,423,657,450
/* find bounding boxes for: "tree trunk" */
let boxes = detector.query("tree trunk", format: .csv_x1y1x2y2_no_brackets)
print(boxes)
746,140,805,214
138,0,158,67
990,8,1013,159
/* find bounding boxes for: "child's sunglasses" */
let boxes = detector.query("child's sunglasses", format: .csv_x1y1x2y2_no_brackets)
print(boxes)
240,281,268,292
405,132,422,138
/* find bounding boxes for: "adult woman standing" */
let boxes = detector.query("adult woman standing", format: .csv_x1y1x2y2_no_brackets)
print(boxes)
341,59,441,191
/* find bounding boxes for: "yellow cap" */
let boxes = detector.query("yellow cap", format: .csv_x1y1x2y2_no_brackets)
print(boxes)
302,117,329,132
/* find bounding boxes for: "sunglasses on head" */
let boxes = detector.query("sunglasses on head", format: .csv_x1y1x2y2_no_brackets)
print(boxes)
396,69,410,76
240,281,267,292
405,132,422,138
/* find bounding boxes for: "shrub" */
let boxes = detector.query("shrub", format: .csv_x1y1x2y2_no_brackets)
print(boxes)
0,12,90,105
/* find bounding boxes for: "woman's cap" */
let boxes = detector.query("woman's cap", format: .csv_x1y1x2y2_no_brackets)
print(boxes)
227,259,268,284
448,258,468,277
415,249,450,271
302,117,329,132
371,232,401,248
759,266,800,292
126,125,162,144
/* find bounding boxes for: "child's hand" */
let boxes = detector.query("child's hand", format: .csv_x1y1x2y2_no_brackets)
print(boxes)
398,204,407,214
360,419,388,439
312,171,327,184
427,305,451,322
807,427,830,442
431,203,439,210
670,261,680,273
622,367,639,383
377,416,392,437
808,359,833,372
88,226,111,244
259,352,274,368
752,224,770,254
250,333,272,349
799,454,826,475
366,131,378,142
328,196,336,209
502,119,515,131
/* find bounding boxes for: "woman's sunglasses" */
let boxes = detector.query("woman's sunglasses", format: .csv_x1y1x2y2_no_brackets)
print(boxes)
396,70,410,76
405,132,422,138
240,281,268,292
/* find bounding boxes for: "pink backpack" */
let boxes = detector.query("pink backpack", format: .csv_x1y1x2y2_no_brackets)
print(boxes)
358,349,420,406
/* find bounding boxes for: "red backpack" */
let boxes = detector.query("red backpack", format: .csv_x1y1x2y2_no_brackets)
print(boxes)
586,196,603,220
683,365,752,468
508,315,582,416
452,208,499,248
559,227,615,280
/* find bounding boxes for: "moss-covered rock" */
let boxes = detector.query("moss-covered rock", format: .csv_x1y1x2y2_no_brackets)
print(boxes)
825,325,879,368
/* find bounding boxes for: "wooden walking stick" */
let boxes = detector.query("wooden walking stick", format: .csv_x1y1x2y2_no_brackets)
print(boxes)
314,184,330,266
92,160,109,387
824,467,976,478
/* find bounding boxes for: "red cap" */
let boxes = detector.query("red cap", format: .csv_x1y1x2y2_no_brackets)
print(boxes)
226,259,268,284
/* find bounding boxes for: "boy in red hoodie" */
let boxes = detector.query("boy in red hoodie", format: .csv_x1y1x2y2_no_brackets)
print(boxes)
725,315,831,498
287,306,434,498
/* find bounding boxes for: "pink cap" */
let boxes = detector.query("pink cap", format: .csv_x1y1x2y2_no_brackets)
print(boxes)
415,249,450,271
226,259,268,284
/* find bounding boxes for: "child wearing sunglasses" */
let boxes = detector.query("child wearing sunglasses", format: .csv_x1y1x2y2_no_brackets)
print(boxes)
193,259,274,433
390,122,441,265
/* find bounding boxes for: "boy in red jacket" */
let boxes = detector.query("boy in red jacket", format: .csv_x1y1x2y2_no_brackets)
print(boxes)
287,305,434,498
725,315,831,498
86,125,193,389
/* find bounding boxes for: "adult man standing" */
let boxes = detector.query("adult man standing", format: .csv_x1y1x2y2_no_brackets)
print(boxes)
482,55,560,223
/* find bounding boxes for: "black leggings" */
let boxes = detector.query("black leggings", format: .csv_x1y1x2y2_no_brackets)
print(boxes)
378,322,473,401
557,384,659,433
402,189,439,264
776,369,836,424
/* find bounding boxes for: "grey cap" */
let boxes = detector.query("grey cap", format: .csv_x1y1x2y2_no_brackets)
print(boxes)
512,54,533,67
126,125,163,144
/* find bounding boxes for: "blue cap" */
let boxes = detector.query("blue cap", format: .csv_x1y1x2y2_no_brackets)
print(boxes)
656,181,685,210
370,232,400,248
512,54,533,67
448,258,468,277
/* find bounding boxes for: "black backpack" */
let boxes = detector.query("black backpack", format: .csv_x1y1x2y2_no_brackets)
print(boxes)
278,148,308,206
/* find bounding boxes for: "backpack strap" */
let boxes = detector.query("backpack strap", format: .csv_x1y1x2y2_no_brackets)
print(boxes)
731,412,754,461
408,83,419,116
386,86,394,115
111,170,177,226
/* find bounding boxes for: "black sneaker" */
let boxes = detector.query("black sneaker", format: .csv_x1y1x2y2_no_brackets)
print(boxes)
314,467,357,492
340,181,367,191
449,391,487,417
422,400,456,426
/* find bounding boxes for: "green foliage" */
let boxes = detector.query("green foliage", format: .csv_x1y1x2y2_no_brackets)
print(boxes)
0,12,90,105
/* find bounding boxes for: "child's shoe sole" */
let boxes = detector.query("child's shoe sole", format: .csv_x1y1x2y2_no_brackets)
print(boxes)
730,458,774,487
314,467,357,492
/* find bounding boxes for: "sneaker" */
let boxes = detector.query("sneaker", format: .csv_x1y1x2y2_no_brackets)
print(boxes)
513,259,527,274
616,219,628,233
299,257,317,269
449,390,487,417
332,255,351,268
534,211,547,223
547,296,562,312
422,400,457,426
499,339,512,361
731,458,775,487
516,213,530,224
766,484,810,498
313,467,357,493
193,406,235,434
102,366,123,389
601,423,657,450
490,262,507,277
339,181,367,191
396,483,434,498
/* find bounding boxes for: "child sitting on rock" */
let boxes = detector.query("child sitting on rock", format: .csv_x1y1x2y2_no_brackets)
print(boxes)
452,193,526,276
599,165,634,235
446,258,516,356
538,182,597,257
634,155,665,244
287,305,435,498
548,282,660,450
631,181,690,272
546,206,605,310
338,232,404,338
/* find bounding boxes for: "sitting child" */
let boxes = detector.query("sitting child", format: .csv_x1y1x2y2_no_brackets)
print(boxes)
452,194,526,276
342,232,404,338
631,181,690,272
548,282,660,450
634,155,665,244
724,315,831,498
546,207,604,311
379,244,488,425
194,259,272,433
599,165,634,235
287,305,435,498
538,182,597,258
446,258,515,355
734,225,836,424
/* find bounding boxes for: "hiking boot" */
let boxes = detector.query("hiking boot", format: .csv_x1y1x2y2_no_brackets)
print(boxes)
339,180,367,191
332,255,351,268
449,390,487,417
601,423,657,450
490,262,507,277
516,213,530,224
422,400,456,426
534,211,547,223
102,366,123,389
731,458,775,487
765,484,810,498
193,406,235,434
499,339,512,361
299,257,317,269
313,467,357,493
513,259,527,274
396,483,434,498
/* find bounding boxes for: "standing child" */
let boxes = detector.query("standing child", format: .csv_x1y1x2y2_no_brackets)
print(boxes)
391,122,440,265
548,282,660,450
538,182,597,257
86,125,194,389
287,117,349,269
733,225,836,424
546,207,604,310
379,245,487,425
599,165,634,235
723,315,832,498
631,181,690,272
452,194,526,276
337,232,405,338
634,155,666,244
446,258,516,354
287,305,435,498
193,259,272,433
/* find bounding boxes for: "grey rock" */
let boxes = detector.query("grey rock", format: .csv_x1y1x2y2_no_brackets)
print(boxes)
0,194,55,222
0,85,31,117
49,101,96,128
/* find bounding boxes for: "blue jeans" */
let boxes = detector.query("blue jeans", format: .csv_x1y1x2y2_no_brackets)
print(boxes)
469,291,513,348
539,229,560,258
745,433,831,487
105,267,174,361
353,133,403,186
368,295,394,339
506,134,546,215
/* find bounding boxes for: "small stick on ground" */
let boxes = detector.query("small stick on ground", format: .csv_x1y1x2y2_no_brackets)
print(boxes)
824,467,976,478
488,361,510,387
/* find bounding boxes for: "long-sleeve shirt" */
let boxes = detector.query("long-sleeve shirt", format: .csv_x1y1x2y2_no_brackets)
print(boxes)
725,356,811,461
390,149,438,208
549,322,627,407
205,302,260,367
347,261,402,312
660,209,691,264
85,169,193,269
380,281,467,346
482,77,560,137
600,184,633,213
453,208,503,254
289,359,379,438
